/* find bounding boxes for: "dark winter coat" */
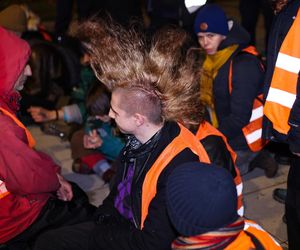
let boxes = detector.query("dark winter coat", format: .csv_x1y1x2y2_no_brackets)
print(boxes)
214,20,265,151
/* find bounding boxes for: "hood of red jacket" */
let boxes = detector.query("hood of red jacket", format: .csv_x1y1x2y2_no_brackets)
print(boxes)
0,26,30,111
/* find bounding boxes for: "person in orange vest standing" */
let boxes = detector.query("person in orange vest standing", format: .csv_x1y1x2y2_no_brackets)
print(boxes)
166,162,282,250
33,20,210,250
263,0,300,249
193,3,278,177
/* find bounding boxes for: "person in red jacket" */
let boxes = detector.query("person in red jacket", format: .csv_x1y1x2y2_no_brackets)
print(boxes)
0,26,95,249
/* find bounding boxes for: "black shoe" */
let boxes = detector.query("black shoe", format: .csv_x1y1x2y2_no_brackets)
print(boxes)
273,188,286,204
249,150,279,178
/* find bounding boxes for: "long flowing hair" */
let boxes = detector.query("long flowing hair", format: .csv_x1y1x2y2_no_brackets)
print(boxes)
77,19,205,129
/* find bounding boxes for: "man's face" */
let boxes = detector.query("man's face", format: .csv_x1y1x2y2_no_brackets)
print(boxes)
14,64,32,91
109,89,137,134
197,32,226,55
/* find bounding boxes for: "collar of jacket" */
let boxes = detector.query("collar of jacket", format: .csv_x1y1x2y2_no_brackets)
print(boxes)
122,126,163,160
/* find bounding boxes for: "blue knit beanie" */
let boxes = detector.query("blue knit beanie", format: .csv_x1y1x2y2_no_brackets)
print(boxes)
194,4,229,36
166,162,238,237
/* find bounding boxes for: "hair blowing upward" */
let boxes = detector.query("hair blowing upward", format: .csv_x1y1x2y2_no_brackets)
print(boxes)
77,19,205,128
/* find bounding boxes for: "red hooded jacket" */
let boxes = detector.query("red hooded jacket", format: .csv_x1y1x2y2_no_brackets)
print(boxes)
0,27,60,243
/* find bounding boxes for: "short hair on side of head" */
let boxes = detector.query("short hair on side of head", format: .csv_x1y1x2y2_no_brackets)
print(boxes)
114,81,163,125
86,82,111,116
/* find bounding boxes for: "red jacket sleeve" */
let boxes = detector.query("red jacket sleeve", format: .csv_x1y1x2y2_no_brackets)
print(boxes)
0,124,60,195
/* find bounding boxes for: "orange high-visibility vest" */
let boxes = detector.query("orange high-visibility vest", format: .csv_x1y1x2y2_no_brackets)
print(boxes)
196,121,244,216
0,107,36,199
140,123,210,229
264,8,300,135
229,46,267,152
225,220,282,250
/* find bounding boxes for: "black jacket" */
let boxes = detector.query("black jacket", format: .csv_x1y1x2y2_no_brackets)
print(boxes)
263,0,300,153
201,135,237,178
89,121,199,250
214,20,265,151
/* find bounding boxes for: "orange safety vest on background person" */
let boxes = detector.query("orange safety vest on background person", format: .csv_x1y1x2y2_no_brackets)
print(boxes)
264,8,300,135
0,107,36,200
229,46,267,152
225,220,282,250
196,121,244,216
140,123,210,229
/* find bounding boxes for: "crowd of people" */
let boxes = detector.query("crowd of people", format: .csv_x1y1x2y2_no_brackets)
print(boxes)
1,0,299,249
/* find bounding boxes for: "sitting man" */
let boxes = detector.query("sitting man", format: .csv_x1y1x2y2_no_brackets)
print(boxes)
0,26,95,249
33,19,210,250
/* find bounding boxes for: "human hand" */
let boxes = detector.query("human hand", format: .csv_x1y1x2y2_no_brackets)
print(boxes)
56,174,73,201
27,106,57,122
83,129,103,149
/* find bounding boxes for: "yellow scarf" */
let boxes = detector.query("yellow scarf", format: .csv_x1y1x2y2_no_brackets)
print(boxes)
200,45,238,127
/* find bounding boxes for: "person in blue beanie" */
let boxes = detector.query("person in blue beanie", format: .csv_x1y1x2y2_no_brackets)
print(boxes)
193,3,278,177
166,162,282,249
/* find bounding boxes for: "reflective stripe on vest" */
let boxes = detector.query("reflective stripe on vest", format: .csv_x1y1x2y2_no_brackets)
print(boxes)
264,8,300,134
224,220,282,250
140,123,210,229
0,107,36,199
196,121,244,216
229,46,267,152
243,220,282,249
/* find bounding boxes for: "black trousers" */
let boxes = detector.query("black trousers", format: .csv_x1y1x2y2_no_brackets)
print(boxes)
33,221,95,250
286,156,300,250
4,183,96,250
239,0,274,52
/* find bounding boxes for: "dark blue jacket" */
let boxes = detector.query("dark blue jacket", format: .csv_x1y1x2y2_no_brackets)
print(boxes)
213,20,265,151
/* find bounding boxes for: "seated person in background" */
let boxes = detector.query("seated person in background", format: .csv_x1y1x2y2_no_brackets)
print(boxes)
0,26,94,249
28,52,95,125
0,4,27,37
193,4,278,177
0,3,52,41
71,83,124,183
166,162,283,250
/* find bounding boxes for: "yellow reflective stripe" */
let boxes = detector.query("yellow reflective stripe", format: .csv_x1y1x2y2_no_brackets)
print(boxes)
276,52,300,74
266,87,296,108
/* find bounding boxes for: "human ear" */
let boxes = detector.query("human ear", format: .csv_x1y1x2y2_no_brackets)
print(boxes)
134,113,145,127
